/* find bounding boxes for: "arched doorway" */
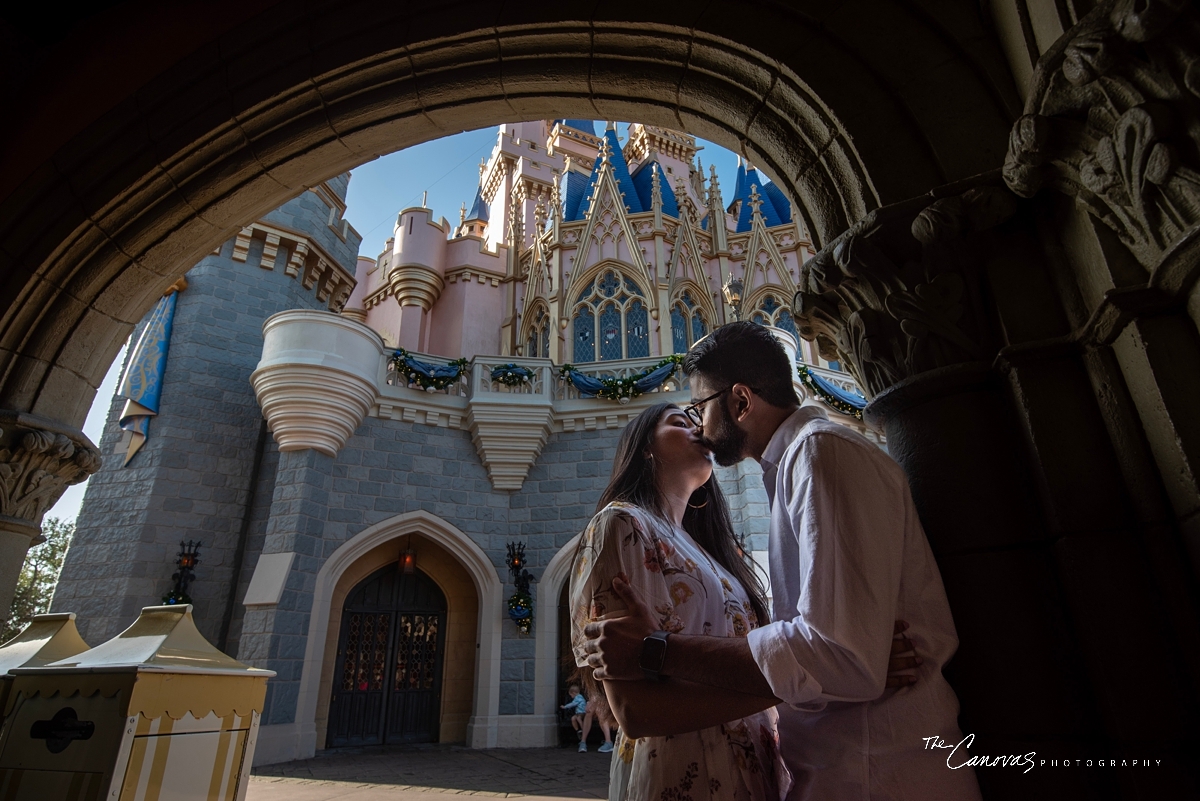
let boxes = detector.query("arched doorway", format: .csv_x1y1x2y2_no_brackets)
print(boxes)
327,563,448,747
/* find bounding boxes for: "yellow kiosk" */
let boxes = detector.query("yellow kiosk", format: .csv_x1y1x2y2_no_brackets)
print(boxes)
0,604,274,801
0,614,90,726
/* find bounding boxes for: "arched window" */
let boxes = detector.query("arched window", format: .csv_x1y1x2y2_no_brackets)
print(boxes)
572,269,651,362
525,307,550,358
669,290,708,354
751,294,808,362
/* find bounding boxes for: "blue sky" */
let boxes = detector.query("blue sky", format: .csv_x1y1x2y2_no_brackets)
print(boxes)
46,122,749,526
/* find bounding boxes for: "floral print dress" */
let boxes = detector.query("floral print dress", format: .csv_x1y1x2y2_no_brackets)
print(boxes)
571,502,788,801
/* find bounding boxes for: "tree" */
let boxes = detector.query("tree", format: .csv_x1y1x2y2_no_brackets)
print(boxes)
2,517,74,642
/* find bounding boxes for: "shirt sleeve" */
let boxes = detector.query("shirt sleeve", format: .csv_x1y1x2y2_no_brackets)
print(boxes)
746,431,906,708
569,505,679,670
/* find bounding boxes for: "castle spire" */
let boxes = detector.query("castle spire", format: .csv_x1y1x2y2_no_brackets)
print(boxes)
707,164,728,253
748,184,764,219
650,163,664,231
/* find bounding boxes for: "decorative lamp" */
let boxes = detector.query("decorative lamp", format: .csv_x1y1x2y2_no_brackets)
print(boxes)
722,277,745,321
400,538,416,575
505,542,535,634
163,540,201,605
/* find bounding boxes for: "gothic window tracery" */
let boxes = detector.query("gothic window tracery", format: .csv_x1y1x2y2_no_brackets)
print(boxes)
670,290,708,354
751,293,816,363
572,268,650,362
525,307,551,358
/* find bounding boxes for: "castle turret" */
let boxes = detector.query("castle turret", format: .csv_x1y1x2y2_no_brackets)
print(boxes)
388,206,449,351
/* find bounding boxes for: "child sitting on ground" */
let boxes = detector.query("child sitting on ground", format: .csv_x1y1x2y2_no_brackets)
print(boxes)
561,683,588,750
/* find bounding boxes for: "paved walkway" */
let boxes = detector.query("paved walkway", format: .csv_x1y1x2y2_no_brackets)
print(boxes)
248,744,611,800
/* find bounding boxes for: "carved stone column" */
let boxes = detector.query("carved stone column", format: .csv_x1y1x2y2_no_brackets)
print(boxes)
0,411,100,614
1004,0,1200,580
792,173,1200,797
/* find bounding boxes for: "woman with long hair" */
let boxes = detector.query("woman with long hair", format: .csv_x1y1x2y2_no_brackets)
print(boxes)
570,403,787,801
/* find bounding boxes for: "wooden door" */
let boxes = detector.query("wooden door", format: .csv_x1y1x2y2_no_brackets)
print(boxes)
327,564,447,747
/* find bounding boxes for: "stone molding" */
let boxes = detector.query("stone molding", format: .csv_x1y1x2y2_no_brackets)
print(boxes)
0,410,101,538
792,178,1019,398
466,393,556,492
1004,0,1200,286
251,310,386,458
388,262,445,311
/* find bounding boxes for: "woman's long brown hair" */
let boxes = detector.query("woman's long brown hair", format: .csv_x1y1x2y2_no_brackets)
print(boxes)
572,403,770,701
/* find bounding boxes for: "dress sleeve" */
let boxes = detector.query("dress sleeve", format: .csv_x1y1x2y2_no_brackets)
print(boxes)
569,505,679,670
746,432,906,707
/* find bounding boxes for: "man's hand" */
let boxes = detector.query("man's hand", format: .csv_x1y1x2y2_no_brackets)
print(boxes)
886,621,922,688
582,576,658,681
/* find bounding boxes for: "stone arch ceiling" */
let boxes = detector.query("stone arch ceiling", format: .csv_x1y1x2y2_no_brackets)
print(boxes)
0,0,1020,428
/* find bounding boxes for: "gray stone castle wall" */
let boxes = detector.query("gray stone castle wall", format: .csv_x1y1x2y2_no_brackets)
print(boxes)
238,417,627,725
235,412,772,727
54,180,361,647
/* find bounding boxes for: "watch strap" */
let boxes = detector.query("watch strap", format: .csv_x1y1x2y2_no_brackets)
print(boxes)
639,630,670,681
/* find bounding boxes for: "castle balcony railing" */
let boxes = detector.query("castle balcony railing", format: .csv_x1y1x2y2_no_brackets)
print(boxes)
254,310,868,491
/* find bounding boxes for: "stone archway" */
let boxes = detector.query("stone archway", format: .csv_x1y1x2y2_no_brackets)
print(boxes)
277,509,503,764
0,1,1019,433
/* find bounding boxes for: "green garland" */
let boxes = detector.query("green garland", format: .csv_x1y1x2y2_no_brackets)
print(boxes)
797,364,864,420
558,355,684,403
507,591,533,634
491,363,535,387
391,348,470,392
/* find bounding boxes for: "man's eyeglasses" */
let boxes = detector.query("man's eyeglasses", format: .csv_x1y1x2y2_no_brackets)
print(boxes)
683,385,759,427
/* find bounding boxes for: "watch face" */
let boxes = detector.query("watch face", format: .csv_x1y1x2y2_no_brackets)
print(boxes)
640,635,668,671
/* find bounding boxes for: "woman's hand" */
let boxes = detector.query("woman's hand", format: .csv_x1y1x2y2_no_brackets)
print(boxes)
886,620,922,688
582,576,658,681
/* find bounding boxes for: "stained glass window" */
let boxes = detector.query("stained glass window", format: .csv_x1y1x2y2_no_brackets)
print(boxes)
599,272,620,297
670,290,708,354
574,306,595,362
692,313,707,344
571,269,648,362
525,307,550,358
671,306,688,354
599,302,623,361
776,309,799,341
627,300,649,358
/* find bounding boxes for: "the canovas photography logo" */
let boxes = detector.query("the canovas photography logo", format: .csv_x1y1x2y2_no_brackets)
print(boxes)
923,735,1164,775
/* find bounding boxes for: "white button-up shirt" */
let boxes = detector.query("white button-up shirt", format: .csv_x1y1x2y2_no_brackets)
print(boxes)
745,407,981,801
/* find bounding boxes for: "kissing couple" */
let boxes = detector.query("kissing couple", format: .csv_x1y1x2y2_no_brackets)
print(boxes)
571,322,982,801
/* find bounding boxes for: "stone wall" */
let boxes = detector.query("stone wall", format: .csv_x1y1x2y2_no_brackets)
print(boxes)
54,181,361,647
238,418,627,724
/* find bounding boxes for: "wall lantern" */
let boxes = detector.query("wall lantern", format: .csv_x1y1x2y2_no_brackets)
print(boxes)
400,536,416,575
163,540,201,605
722,276,745,321
505,542,534,634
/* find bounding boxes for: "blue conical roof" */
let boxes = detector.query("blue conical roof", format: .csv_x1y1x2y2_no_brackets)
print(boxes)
465,185,489,222
555,119,598,136
733,167,791,232
564,128,644,221
630,162,680,218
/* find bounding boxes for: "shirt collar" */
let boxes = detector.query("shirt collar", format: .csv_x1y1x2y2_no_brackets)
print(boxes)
758,405,828,473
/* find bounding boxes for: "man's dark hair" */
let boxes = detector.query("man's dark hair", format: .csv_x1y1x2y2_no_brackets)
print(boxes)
683,322,800,408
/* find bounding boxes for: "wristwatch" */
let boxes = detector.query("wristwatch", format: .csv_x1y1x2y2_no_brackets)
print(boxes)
639,631,670,681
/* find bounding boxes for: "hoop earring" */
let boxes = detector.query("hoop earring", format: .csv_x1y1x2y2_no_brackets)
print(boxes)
687,486,709,509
